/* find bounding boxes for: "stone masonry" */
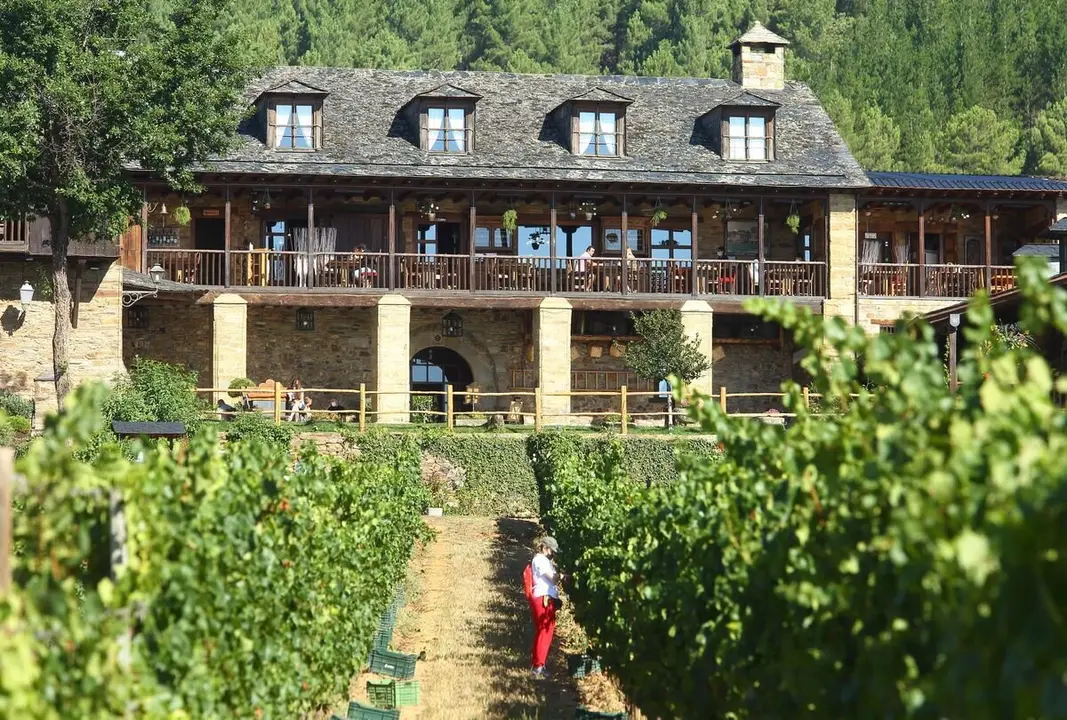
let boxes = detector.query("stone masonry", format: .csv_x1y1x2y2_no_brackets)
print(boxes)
824,193,857,323
376,295,411,423
212,294,247,402
680,300,714,396
124,302,214,382
536,297,572,423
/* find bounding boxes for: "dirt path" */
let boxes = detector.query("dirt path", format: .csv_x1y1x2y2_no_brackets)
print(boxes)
388,516,578,719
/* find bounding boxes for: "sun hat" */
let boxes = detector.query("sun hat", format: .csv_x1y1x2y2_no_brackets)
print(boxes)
540,536,559,553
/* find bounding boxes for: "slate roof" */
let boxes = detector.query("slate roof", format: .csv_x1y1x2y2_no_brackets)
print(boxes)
198,67,869,189
1050,218,1067,234
868,171,1067,193
730,22,790,47
1012,243,1060,258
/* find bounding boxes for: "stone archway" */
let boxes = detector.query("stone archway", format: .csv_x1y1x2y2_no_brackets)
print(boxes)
410,346,475,416
408,329,502,408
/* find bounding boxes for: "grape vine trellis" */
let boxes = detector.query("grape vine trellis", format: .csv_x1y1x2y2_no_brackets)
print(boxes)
1,385,430,719
536,259,1067,719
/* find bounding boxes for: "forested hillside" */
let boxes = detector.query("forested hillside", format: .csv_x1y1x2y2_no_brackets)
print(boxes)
220,0,1067,176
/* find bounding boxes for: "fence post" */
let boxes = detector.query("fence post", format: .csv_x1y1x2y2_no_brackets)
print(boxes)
446,385,454,432
0,447,12,596
359,383,367,433
273,381,283,424
534,387,543,432
620,385,628,436
802,386,810,409
719,386,727,413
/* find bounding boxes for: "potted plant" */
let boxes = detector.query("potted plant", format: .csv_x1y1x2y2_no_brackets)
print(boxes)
173,204,192,227
501,208,518,233
785,202,800,235
579,201,597,221
650,207,668,227
419,201,440,221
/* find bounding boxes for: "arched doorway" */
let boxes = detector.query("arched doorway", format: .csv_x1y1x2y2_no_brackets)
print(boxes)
410,347,474,418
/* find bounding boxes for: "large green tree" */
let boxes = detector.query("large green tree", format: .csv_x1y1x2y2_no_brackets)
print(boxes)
1030,96,1067,177
0,0,251,404
624,309,711,426
934,105,1026,175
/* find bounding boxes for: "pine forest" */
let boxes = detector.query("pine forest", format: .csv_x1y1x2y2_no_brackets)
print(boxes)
215,0,1067,177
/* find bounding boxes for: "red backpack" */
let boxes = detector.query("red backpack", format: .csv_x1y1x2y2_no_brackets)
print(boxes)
522,563,534,603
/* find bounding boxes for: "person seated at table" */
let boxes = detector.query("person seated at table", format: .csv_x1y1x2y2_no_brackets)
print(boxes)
625,248,641,292
576,246,596,290
285,378,303,413
289,395,314,422
326,398,349,421
217,398,237,421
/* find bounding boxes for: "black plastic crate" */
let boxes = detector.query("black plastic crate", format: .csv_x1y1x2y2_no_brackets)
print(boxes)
367,648,417,679
575,708,625,720
566,653,602,678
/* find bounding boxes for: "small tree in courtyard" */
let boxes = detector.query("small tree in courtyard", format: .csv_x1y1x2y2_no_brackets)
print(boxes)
624,309,711,426
0,0,252,405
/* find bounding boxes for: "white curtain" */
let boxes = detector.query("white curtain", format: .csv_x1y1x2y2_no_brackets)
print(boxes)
748,116,766,159
579,112,596,155
446,108,465,152
274,104,292,148
728,116,747,159
861,238,881,265
892,234,908,264
427,108,445,151
599,112,616,155
296,105,313,148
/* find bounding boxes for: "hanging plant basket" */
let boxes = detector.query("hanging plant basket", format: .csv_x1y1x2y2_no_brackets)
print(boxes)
173,205,192,227
786,212,801,235
650,208,668,227
501,208,518,233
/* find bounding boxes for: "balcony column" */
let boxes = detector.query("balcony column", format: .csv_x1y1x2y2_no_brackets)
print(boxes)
691,197,699,295
549,194,558,294
536,297,572,423
680,300,714,397
469,192,477,293
224,186,231,287
757,197,766,296
212,293,247,404
376,295,411,423
825,193,857,323
306,189,315,289
620,195,629,295
140,194,149,274
984,203,993,289
1058,200,1067,272
388,190,397,291
917,201,926,296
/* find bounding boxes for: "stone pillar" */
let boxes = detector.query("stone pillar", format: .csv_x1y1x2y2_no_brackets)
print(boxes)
212,293,247,403
376,295,411,424
680,300,714,397
535,297,572,424
825,193,857,323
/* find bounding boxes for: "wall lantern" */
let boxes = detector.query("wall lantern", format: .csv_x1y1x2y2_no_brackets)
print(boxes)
149,264,165,283
296,308,315,331
441,311,463,338
18,281,34,316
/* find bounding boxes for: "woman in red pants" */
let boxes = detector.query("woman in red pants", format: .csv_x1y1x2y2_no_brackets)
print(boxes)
526,536,563,678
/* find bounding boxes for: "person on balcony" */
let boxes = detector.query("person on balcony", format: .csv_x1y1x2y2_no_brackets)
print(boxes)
576,245,595,290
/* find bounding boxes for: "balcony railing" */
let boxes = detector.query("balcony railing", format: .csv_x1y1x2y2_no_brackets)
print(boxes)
138,248,831,299
859,263,1017,298
510,368,657,392
1,216,29,249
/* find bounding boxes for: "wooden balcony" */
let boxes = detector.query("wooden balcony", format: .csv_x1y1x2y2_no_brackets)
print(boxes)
143,248,829,299
0,215,120,258
859,263,1017,298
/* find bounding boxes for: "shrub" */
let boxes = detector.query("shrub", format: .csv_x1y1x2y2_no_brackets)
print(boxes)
222,411,295,450
410,394,434,423
0,389,34,420
227,377,255,399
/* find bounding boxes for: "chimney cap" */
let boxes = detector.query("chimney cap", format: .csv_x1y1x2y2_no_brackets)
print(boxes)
729,22,790,50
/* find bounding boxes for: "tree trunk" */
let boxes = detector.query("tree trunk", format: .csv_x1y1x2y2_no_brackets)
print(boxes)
51,201,73,407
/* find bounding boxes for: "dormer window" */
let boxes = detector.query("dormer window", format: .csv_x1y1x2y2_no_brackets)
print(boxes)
424,105,471,153
577,109,619,156
256,80,329,152
273,103,317,150
724,112,772,161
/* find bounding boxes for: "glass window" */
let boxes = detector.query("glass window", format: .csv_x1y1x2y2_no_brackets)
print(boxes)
274,103,315,149
517,226,551,256
475,226,511,251
713,316,781,340
601,226,644,254
556,225,593,257
417,224,438,254
428,106,468,153
651,229,692,260
578,110,620,157
726,114,771,161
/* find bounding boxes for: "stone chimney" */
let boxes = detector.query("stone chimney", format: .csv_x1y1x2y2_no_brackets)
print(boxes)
730,22,790,91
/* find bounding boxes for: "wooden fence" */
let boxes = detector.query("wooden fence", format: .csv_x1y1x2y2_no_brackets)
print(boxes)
202,383,839,434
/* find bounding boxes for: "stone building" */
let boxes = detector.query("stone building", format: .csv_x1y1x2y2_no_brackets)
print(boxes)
2,23,1066,421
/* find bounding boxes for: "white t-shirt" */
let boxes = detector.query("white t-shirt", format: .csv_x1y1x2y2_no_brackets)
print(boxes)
531,553,559,599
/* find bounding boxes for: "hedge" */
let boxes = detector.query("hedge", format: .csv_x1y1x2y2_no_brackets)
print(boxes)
341,429,721,516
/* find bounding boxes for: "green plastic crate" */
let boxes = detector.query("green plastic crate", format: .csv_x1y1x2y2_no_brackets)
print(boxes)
365,680,420,710
574,708,625,720
373,622,393,651
368,648,417,679
346,701,399,719
566,653,602,678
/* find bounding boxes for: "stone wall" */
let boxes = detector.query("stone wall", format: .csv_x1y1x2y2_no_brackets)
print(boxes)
123,302,213,381
0,259,124,396
856,297,960,334
244,306,376,395
714,340,795,414
733,44,786,90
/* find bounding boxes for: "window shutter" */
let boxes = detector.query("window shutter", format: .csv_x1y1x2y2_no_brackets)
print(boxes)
314,104,323,149
267,104,277,148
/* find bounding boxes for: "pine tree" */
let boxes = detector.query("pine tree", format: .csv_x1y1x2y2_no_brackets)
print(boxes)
935,106,1025,175
1030,97,1067,177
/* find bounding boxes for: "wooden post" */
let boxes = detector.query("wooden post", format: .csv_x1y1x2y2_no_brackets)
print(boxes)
535,387,543,432
984,204,993,290
224,186,232,287
949,327,959,392
719,385,727,413
917,201,926,296
619,385,628,435
140,195,149,274
359,383,367,432
306,188,315,289
388,190,397,291
620,195,629,295
691,197,699,295
802,386,811,409
446,385,455,431
549,196,558,294
0,447,13,596
469,193,477,293
757,197,766,296
273,381,283,424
